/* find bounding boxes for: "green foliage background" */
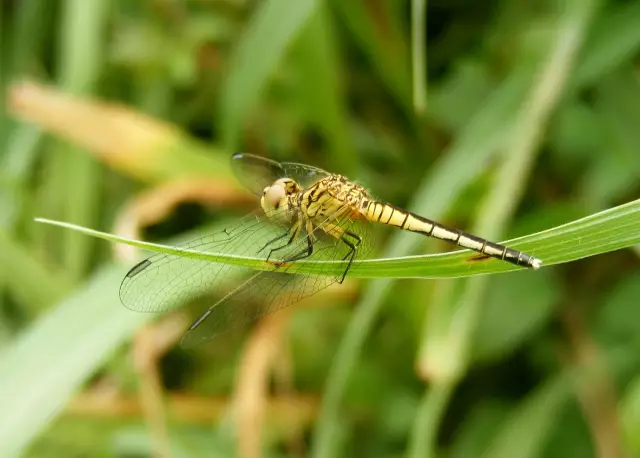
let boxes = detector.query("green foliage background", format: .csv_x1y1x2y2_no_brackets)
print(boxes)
1,0,640,457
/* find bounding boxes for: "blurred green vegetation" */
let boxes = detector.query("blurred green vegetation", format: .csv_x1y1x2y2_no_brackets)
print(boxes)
1,0,640,457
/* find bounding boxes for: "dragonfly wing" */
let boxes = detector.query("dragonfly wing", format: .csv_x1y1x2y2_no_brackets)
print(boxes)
231,153,286,196
278,160,331,189
119,209,290,314
180,212,374,346
231,153,330,196
180,269,334,346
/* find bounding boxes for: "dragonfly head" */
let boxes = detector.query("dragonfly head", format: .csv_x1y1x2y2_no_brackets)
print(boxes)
261,178,300,221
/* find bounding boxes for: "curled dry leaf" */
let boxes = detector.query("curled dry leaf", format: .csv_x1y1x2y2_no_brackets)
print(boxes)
68,390,320,431
233,281,358,458
235,311,291,458
8,80,229,183
132,314,191,458
9,81,175,174
113,178,255,262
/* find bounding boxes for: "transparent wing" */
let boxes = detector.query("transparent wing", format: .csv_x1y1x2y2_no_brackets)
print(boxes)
119,209,292,314
231,153,331,196
180,210,374,346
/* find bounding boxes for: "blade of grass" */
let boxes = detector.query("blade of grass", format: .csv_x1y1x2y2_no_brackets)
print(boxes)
294,6,356,174
46,0,109,281
220,0,319,150
0,0,52,151
330,0,412,113
0,229,73,316
0,124,42,229
0,266,148,457
621,376,640,454
35,197,640,279
471,270,559,364
572,0,640,88
407,382,452,458
481,374,573,458
411,0,427,114
447,401,511,458
584,69,640,207
0,5,5,150
6,0,53,76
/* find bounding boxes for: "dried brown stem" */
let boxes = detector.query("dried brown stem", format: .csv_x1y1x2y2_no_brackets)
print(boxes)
67,390,319,429
132,314,190,458
234,310,291,458
561,304,623,458
113,179,254,262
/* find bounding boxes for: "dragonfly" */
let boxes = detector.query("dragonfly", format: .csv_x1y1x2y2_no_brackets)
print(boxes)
120,153,542,346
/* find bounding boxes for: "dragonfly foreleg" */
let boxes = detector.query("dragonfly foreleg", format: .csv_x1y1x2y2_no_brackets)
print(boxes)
258,227,293,256
264,220,309,263
264,222,300,262
282,232,314,263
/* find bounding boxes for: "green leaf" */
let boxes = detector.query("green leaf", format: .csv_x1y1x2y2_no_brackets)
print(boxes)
572,1,640,88
622,376,640,454
428,60,493,133
472,270,560,363
448,401,511,458
594,272,640,349
55,0,110,281
411,0,427,115
542,406,595,458
407,383,454,458
220,0,319,149
0,228,73,314
0,266,148,457
330,0,411,113
548,101,604,162
293,7,356,174
584,70,640,207
482,375,572,458
35,197,640,279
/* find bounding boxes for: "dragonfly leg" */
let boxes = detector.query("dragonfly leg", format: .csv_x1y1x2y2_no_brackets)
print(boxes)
258,228,292,255
319,222,361,283
337,230,361,283
265,221,316,264
267,233,314,269
265,222,301,262
283,233,314,263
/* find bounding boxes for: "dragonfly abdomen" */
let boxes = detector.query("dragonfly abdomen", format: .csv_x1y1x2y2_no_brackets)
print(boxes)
360,200,541,269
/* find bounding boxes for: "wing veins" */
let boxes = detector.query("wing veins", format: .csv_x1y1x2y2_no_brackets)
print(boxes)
181,205,374,344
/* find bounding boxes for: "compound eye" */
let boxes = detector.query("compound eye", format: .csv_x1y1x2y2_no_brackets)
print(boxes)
264,184,286,208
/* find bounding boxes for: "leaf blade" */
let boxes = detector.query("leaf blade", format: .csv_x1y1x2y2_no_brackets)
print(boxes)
0,267,148,457
35,197,640,279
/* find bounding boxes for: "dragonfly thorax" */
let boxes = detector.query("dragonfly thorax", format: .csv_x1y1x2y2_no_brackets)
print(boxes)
261,177,301,222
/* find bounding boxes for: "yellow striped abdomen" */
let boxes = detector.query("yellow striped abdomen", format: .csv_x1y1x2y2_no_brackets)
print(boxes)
359,200,541,269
